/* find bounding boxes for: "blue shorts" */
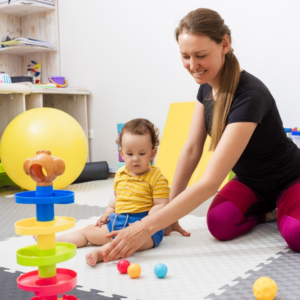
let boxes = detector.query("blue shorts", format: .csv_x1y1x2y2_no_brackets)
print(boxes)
106,211,163,248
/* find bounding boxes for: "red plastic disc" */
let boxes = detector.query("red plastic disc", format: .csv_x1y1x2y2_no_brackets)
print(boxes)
18,268,77,297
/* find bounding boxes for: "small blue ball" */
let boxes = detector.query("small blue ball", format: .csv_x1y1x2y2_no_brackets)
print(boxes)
154,263,168,278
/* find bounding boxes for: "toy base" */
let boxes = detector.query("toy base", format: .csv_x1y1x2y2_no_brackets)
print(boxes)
18,268,77,296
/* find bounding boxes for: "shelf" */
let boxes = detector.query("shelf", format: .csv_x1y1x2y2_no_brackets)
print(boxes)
0,45,56,55
0,83,30,94
31,87,91,95
0,1,55,17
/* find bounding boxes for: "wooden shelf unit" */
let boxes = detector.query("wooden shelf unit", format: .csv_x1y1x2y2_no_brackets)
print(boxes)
0,1,91,160
0,1,60,83
0,1,55,17
0,45,57,55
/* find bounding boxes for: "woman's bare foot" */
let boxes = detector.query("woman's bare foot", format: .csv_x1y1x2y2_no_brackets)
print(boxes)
85,248,104,267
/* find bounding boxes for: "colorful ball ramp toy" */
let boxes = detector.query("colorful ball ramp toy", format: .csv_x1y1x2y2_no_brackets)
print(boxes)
14,150,80,300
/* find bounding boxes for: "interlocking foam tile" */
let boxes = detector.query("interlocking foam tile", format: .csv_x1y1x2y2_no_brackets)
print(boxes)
0,267,127,299
67,179,115,207
204,249,300,300
0,214,290,300
0,196,106,242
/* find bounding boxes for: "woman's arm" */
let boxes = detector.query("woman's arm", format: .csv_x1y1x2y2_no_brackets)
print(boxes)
103,121,258,260
145,121,258,235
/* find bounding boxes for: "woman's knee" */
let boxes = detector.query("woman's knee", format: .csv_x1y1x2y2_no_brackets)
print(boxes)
207,197,244,241
279,215,300,252
277,186,300,252
207,195,258,241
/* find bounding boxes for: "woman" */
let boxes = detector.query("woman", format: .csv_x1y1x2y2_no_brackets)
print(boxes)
102,8,300,261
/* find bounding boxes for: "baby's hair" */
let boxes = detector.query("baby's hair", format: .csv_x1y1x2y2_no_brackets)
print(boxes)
117,118,160,149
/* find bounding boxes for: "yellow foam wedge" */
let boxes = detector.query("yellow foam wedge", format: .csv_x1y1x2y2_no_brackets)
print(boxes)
155,102,230,188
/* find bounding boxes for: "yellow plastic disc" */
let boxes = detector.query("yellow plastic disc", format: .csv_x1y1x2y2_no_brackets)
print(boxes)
15,216,75,236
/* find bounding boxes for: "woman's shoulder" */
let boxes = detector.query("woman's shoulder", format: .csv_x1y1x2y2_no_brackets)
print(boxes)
237,70,271,96
233,70,275,107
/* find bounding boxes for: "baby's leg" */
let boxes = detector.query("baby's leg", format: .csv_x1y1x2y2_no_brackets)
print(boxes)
138,236,155,251
86,236,154,267
56,224,111,248
85,242,113,266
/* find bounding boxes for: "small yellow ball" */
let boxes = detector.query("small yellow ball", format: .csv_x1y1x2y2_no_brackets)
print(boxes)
253,277,277,300
127,263,141,278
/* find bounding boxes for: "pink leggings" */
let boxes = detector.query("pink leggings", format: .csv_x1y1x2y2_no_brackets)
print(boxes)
207,176,300,252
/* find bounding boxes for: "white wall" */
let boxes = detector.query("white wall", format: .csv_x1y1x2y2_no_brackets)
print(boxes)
58,0,300,171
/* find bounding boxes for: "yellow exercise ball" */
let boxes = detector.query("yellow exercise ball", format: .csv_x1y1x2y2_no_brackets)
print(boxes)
1,108,88,190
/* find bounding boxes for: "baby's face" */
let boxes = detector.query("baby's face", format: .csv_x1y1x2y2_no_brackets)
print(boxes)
120,132,156,176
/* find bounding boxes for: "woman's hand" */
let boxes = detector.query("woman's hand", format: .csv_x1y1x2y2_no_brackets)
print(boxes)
102,221,151,261
95,213,110,227
164,221,190,236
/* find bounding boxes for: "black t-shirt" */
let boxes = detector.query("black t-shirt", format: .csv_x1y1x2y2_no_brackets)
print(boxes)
197,70,300,195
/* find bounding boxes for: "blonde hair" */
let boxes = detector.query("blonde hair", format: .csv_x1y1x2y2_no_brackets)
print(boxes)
175,8,241,150
117,118,160,149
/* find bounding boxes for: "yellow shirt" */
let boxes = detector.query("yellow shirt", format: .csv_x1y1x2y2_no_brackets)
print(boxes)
113,166,170,214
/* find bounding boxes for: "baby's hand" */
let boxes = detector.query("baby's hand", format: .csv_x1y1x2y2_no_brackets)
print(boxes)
95,214,110,227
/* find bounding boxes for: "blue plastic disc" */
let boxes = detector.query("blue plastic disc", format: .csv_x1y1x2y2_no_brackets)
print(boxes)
154,263,168,278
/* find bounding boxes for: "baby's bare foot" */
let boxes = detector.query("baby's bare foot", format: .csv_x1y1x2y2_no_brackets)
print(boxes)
33,235,37,242
85,251,98,267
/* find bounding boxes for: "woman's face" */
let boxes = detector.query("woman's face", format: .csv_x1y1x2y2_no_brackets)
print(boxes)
178,32,229,89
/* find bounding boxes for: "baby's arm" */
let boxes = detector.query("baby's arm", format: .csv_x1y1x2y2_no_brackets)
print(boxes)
95,191,116,227
148,198,169,215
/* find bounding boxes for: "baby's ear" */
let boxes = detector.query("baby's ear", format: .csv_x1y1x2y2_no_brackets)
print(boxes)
151,147,157,159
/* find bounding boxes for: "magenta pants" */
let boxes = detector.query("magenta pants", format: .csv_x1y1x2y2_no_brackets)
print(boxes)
207,176,300,252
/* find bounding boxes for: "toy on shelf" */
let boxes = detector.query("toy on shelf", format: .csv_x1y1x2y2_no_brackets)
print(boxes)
14,150,80,300
0,71,11,83
29,60,41,85
49,76,68,88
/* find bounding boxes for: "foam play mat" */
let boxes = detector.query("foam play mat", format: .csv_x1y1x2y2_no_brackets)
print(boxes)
0,179,297,299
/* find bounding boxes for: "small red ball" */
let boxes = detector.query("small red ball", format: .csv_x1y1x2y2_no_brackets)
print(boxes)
117,259,130,274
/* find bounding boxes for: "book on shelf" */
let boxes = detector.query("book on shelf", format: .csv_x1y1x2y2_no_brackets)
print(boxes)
33,83,57,88
0,37,56,50
0,0,55,6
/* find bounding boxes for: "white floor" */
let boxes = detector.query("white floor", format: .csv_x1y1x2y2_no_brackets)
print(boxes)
2,180,289,300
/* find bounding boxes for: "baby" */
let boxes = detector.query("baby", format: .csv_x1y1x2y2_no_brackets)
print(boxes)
56,118,170,266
